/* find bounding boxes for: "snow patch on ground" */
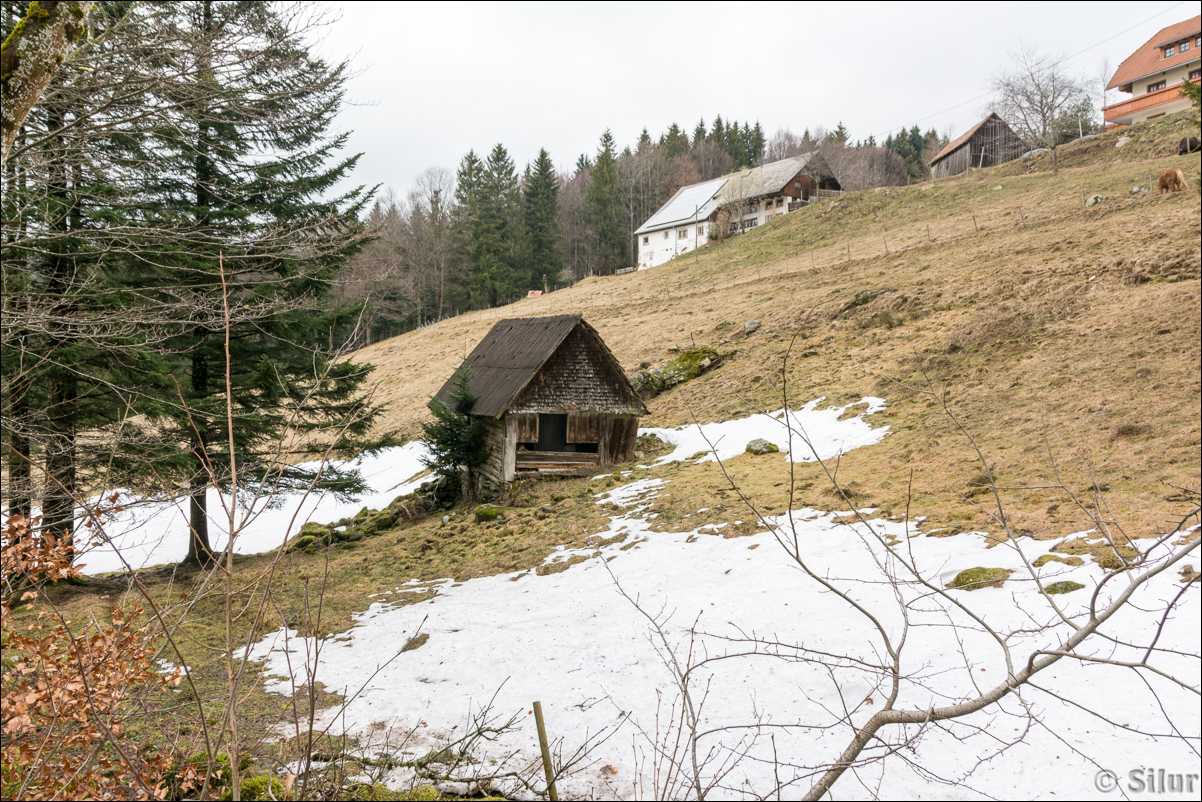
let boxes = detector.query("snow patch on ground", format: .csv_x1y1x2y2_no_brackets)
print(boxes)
640,396,889,465
240,405,1197,800
73,442,433,574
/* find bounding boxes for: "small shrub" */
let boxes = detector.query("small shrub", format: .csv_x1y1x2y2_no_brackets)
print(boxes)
1113,423,1147,438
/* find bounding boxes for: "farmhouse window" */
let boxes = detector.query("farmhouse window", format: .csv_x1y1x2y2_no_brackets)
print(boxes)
677,228,689,238
1148,80,1166,92
775,198,784,207
1181,40,1190,52
642,236,649,245
663,231,669,239
1191,69,1201,81
1165,45,1176,57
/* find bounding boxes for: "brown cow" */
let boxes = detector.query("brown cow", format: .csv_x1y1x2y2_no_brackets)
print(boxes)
1158,169,1189,194
1179,136,1201,156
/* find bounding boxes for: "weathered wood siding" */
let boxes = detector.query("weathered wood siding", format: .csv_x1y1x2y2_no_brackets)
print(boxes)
508,326,642,416
511,412,538,443
931,144,970,179
477,417,508,497
567,411,605,443
603,416,639,463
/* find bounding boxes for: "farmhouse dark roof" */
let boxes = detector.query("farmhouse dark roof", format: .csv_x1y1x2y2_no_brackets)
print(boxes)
930,113,1009,166
433,315,647,419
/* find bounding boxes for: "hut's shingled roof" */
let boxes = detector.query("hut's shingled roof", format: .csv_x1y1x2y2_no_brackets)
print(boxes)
432,315,646,419
1107,15,1201,90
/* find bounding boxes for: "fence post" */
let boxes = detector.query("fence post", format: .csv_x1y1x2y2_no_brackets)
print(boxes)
533,701,558,801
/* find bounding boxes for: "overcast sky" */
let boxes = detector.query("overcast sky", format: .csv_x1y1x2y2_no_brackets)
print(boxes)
312,0,1195,200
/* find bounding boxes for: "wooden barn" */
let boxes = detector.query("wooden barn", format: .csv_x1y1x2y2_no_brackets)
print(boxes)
929,113,1026,179
432,315,648,495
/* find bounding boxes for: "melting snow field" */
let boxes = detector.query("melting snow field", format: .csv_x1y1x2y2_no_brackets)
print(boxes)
74,442,433,574
640,396,889,465
236,400,1200,800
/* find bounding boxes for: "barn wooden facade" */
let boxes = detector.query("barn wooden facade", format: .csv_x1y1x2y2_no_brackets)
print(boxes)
929,113,1026,179
432,315,648,496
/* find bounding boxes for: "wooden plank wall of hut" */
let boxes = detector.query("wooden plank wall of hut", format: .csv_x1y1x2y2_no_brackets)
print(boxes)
478,418,507,495
603,416,639,463
932,145,970,179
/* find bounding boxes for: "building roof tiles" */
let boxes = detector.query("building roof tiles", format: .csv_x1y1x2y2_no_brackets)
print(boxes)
1107,15,1201,90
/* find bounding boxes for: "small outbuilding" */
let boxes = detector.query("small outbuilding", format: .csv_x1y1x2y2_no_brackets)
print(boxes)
929,113,1026,179
432,315,648,495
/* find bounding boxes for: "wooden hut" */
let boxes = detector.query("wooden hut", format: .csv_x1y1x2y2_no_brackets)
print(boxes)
432,315,648,495
929,113,1026,179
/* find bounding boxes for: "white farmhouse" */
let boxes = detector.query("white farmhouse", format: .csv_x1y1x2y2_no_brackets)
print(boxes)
634,156,830,270
633,177,726,270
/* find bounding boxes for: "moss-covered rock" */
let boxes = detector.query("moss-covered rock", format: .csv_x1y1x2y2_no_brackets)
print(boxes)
362,509,399,535
289,535,316,551
475,504,502,523
949,567,1012,590
223,775,285,802
629,347,728,399
745,438,780,455
1045,581,1085,595
1034,554,1084,568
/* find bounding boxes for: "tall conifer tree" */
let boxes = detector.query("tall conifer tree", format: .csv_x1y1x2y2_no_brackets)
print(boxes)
586,130,624,274
522,149,562,291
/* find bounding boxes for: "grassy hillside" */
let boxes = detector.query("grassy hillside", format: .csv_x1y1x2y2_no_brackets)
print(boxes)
33,111,1200,799
359,111,1200,542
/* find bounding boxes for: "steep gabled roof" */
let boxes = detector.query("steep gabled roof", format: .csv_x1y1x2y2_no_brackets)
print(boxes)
634,155,817,235
1107,15,1201,90
635,177,727,235
929,113,1017,166
718,155,810,202
432,315,646,419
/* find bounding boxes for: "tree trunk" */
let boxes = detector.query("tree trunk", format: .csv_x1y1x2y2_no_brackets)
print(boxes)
184,340,215,566
0,2,94,168
184,0,216,568
40,101,77,554
42,368,77,547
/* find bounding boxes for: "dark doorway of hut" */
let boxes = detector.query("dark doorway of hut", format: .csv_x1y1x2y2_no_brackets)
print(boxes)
537,414,567,452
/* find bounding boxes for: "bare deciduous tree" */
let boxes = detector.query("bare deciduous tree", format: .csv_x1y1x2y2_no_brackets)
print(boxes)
991,43,1089,173
611,330,1200,799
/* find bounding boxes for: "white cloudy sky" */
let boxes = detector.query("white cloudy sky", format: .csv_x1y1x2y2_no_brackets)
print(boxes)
311,1,1195,197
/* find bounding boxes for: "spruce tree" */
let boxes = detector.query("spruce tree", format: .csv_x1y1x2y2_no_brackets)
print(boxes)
453,149,485,301
1,2,389,563
469,143,523,307
420,366,487,483
522,149,563,291
586,130,624,274
750,122,766,164
137,1,387,565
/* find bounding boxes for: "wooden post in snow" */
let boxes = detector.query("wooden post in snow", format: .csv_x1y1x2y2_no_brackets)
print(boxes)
533,701,558,801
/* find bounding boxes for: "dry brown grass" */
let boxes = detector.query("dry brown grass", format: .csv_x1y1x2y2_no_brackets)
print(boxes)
354,112,1200,543
34,112,1199,782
